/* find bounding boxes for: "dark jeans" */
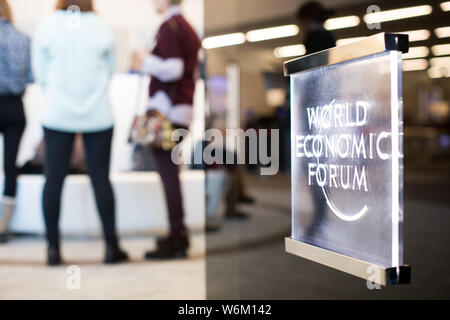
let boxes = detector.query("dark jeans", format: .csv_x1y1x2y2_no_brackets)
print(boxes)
0,95,26,198
153,148,186,236
43,127,117,244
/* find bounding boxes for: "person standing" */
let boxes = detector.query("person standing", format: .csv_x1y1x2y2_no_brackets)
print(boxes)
297,2,336,238
133,0,201,259
33,0,128,265
297,2,336,55
0,0,33,243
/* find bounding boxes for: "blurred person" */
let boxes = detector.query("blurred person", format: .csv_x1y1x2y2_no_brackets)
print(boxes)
225,165,252,219
132,0,201,259
0,0,33,243
194,139,251,225
235,166,255,204
33,0,128,266
205,168,228,232
297,2,336,237
297,1,336,55
132,144,157,172
194,142,247,231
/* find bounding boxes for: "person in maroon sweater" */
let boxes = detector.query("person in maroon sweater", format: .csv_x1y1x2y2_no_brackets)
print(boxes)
135,0,200,259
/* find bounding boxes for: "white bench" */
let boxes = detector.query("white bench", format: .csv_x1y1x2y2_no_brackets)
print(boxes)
0,75,206,236
3,171,204,236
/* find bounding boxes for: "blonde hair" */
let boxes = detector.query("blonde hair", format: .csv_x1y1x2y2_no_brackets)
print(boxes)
0,0,12,21
56,0,93,12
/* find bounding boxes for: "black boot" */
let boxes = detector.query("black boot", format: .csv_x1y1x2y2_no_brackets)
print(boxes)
145,234,189,260
47,242,62,266
104,238,129,264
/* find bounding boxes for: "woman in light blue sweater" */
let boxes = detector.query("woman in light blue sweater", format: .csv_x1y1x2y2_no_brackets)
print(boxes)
33,0,128,266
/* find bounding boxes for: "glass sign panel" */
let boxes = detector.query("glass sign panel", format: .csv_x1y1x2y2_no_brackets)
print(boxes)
290,51,403,268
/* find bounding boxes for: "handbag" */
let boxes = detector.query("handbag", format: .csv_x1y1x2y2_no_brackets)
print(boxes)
130,110,177,151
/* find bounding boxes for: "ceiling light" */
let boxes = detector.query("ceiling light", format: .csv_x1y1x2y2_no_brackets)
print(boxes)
440,1,450,11
246,24,299,42
364,5,433,24
266,89,287,107
336,37,366,46
430,56,450,67
428,66,450,78
435,26,450,38
427,68,441,78
398,29,430,42
274,44,306,58
324,15,360,30
402,59,428,71
432,44,450,56
402,46,430,59
202,33,246,49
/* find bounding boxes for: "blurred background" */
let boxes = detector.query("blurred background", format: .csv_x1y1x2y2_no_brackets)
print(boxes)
0,0,449,300
203,0,450,299
0,0,206,299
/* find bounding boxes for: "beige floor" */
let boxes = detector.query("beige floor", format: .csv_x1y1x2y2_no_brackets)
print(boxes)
0,234,206,300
